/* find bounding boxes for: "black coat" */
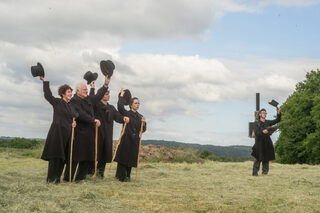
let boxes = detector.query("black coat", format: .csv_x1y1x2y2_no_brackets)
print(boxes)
115,96,146,167
252,113,281,161
90,88,124,163
70,85,108,162
41,81,73,161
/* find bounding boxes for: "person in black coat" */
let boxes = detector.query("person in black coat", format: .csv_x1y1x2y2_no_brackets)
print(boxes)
252,107,281,176
88,85,130,178
63,75,110,182
40,76,76,183
115,89,146,182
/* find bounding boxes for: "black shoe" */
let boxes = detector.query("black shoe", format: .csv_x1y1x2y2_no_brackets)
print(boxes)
252,173,258,176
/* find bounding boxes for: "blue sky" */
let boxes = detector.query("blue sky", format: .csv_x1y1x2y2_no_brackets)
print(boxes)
121,5,320,59
1,1,320,146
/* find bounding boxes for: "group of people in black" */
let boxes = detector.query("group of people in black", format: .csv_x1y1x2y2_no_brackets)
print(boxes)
33,60,282,183
35,61,146,183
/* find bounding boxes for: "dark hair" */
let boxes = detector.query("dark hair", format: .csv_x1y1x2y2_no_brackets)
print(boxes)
58,84,73,98
129,97,139,109
259,108,266,113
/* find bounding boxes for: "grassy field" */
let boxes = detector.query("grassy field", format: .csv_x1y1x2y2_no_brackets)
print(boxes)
0,151,320,213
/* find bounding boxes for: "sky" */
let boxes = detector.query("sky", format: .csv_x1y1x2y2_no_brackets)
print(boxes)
1,0,320,146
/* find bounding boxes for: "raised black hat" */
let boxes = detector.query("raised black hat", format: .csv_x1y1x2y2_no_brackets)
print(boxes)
118,89,132,106
31,62,45,77
100,60,115,77
83,71,98,85
268,99,279,108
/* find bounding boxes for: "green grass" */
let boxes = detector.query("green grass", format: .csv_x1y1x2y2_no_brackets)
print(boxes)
0,152,320,213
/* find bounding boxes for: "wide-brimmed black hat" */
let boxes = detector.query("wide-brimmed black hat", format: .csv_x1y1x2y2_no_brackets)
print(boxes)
100,60,115,77
31,62,45,77
83,71,98,85
118,89,132,106
268,99,279,107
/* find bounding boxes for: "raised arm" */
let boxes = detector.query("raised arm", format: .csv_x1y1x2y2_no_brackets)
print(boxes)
89,81,95,96
88,76,109,104
41,77,58,106
268,107,281,126
110,105,125,124
117,89,129,116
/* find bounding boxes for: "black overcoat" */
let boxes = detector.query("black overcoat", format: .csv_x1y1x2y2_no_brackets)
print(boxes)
41,81,73,161
115,96,146,167
252,113,281,161
70,85,108,162
90,88,124,163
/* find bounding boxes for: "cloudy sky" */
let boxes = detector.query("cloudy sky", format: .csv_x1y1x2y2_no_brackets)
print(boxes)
1,0,320,146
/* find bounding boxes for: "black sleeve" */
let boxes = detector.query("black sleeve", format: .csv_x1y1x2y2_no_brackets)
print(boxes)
142,122,147,133
111,105,124,124
70,99,95,126
88,85,108,105
117,96,129,116
138,113,147,133
89,88,95,96
43,81,59,106
268,113,281,126
253,122,264,137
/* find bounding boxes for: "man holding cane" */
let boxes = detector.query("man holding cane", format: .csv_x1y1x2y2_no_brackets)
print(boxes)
63,75,110,182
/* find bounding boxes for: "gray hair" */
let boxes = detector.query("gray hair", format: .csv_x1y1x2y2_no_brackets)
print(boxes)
75,82,86,94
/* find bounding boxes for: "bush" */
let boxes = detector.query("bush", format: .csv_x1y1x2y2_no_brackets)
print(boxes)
0,138,43,149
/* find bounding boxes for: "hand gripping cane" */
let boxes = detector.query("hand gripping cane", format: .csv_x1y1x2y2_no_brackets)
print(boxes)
135,120,144,182
105,123,127,178
69,118,75,184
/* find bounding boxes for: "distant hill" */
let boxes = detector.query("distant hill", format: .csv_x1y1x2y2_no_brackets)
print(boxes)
142,140,252,157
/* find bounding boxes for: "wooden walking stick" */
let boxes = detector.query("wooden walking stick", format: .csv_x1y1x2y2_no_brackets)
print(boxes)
105,122,127,178
69,117,75,184
94,126,98,183
135,120,144,182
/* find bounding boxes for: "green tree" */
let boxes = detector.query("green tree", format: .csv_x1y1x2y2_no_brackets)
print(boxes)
275,70,320,164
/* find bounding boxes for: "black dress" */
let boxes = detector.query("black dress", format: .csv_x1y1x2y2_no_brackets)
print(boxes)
115,96,146,181
41,81,73,183
89,88,124,177
252,113,281,161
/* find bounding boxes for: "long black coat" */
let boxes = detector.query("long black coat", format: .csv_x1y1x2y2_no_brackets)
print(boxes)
41,81,73,161
115,96,146,167
90,88,124,163
70,85,108,162
252,113,281,161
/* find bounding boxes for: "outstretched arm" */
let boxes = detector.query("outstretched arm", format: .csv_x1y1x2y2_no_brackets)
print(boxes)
41,77,58,106
89,76,109,104
268,107,281,126
117,88,128,116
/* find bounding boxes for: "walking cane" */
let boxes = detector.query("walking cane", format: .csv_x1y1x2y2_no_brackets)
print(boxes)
135,120,144,182
69,118,75,184
94,126,98,183
105,122,127,178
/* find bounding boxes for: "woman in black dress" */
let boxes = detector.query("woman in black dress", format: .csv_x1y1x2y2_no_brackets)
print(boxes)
40,76,76,183
115,89,146,181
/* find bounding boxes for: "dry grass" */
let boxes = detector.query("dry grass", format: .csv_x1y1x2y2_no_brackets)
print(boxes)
0,151,320,213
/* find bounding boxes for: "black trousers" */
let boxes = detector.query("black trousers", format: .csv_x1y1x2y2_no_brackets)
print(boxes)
87,161,108,177
47,158,65,183
63,161,91,182
252,159,269,175
115,163,132,182
97,161,107,177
